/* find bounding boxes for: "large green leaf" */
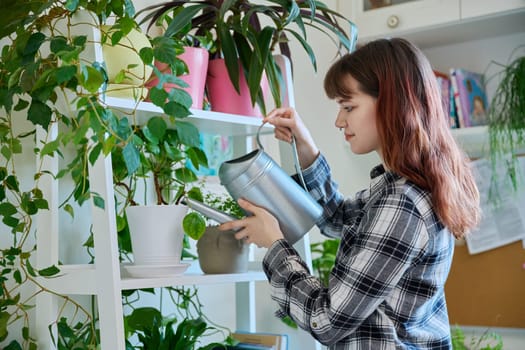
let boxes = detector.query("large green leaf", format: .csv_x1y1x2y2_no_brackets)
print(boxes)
122,143,140,175
125,307,163,333
218,23,239,92
80,65,104,93
175,121,200,147
164,4,209,38
27,100,52,129
38,265,60,277
149,87,169,107
182,212,205,240
146,116,168,141
247,27,274,105
174,167,197,184
164,101,191,118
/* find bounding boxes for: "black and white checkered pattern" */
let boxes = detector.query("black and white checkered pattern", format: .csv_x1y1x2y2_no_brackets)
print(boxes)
263,154,454,349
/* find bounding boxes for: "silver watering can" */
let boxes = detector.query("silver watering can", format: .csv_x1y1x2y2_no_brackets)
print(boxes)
185,122,323,244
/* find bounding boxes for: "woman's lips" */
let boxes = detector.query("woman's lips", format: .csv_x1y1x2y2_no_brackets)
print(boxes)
345,133,354,141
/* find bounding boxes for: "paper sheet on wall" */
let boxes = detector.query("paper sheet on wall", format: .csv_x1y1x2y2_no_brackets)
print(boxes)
465,157,525,254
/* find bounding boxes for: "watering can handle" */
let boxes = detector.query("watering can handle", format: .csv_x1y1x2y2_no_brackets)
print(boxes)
256,122,308,191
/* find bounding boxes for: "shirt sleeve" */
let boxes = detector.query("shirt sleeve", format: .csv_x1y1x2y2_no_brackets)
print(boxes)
263,191,429,345
301,153,368,240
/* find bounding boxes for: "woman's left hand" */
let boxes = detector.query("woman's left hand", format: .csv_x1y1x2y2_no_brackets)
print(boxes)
218,198,284,248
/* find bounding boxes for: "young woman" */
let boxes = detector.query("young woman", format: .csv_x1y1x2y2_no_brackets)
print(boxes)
220,38,481,349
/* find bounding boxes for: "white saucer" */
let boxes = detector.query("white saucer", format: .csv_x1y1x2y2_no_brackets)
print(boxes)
122,263,190,278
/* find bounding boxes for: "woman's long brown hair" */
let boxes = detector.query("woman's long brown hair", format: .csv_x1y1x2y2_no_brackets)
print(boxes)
324,38,480,238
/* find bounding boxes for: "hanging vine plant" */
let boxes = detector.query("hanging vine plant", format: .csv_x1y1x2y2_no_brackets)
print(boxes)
487,52,525,196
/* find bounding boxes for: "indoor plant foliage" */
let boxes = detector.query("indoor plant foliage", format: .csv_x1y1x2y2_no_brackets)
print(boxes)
487,53,525,194
123,286,235,349
137,0,358,114
0,0,209,348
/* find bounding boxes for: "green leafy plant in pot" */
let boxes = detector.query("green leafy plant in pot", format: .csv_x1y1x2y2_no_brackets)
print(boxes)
112,112,210,264
195,191,248,274
104,22,213,265
136,0,358,115
123,286,236,349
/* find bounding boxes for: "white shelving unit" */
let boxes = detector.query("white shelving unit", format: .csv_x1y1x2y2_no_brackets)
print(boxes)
34,105,291,350
34,31,315,347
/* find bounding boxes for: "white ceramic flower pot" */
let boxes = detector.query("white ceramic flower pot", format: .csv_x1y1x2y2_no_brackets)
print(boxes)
126,205,188,265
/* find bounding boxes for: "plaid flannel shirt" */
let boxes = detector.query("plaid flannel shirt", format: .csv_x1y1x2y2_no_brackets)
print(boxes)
263,154,454,349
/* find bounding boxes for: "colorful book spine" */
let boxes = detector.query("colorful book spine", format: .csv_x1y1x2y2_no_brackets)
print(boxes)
450,68,489,127
434,71,456,128
450,68,465,128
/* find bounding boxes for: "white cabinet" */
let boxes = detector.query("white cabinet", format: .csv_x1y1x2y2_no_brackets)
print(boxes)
339,0,459,40
461,0,525,19
338,0,525,48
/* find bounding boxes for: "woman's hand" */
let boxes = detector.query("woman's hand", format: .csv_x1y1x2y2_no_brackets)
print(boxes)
218,198,284,248
264,107,320,169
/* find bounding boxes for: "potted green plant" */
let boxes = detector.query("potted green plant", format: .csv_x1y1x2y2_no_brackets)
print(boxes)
112,113,209,270
195,191,248,274
136,0,358,116
144,11,216,110
487,53,525,196
123,286,236,349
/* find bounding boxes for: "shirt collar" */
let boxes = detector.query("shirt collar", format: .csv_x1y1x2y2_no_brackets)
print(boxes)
369,164,402,194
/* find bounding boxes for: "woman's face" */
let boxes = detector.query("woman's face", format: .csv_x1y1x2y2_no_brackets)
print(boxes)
334,75,380,155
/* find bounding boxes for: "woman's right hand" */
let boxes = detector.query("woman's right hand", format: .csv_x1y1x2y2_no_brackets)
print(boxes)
264,107,320,169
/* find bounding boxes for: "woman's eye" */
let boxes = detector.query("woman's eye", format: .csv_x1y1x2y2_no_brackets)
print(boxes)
343,106,353,112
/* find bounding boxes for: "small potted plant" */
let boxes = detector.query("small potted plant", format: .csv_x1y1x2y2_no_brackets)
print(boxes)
144,10,216,110
112,112,210,271
195,191,249,274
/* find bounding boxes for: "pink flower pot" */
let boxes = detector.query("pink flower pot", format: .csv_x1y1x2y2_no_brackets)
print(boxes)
146,47,209,109
206,58,268,117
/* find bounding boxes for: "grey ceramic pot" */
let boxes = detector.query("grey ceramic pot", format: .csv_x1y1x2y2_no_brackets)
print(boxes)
197,226,249,274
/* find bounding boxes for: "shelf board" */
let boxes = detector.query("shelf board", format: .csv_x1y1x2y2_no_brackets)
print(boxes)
38,261,266,294
451,126,489,159
120,269,267,290
102,96,273,137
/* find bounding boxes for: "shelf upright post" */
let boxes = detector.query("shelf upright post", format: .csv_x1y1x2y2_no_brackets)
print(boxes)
35,124,59,350
87,141,126,349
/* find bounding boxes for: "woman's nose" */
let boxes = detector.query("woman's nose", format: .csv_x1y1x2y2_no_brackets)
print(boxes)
335,111,346,129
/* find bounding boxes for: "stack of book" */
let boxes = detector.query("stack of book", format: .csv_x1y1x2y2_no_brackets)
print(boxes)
434,68,489,129
230,331,288,350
